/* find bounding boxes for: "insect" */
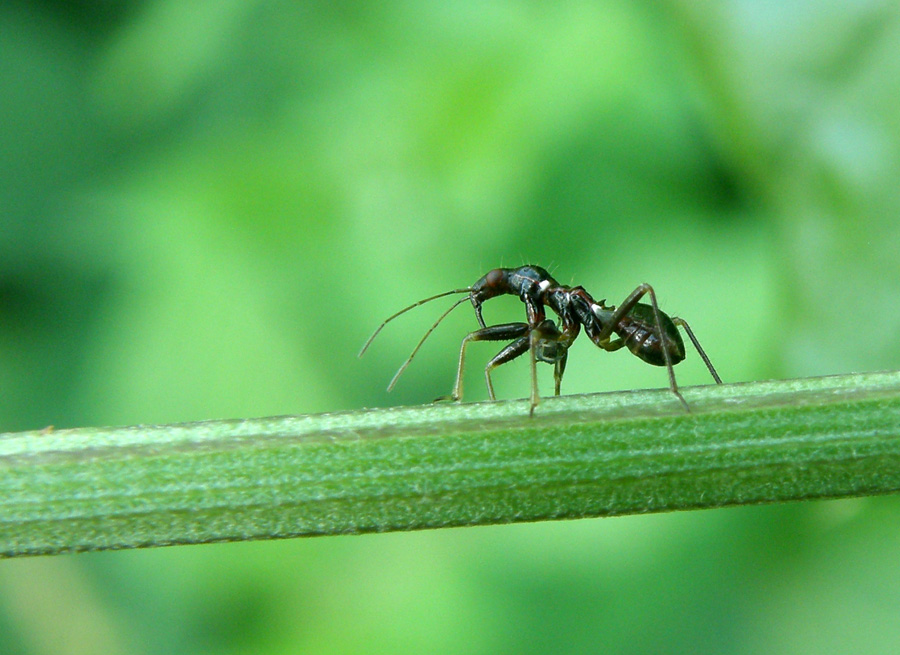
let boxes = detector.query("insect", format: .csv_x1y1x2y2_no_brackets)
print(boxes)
359,265,722,415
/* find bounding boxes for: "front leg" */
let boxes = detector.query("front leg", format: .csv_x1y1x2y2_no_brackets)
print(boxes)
446,323,531,402
484,335,530,400
471,295,547,330
527,319,569,416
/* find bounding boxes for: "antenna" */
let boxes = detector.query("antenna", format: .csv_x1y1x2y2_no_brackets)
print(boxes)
387,295,471,391
358,288,472,357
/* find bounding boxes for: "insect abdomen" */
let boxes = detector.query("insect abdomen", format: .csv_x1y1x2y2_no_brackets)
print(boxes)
617,304,685,367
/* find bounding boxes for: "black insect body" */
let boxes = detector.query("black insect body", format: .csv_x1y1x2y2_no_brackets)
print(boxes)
360,265,721,415
467,265,560,327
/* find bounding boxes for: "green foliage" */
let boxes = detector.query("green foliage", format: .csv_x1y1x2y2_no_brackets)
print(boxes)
2,1,900,653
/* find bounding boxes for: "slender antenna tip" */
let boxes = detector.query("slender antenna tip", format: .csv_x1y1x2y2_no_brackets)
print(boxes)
357,288,473,361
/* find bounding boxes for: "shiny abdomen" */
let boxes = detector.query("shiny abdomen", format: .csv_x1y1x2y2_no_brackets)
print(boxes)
616,303,685,367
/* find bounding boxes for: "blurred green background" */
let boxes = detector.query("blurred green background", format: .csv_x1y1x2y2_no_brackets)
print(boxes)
2,1,900,653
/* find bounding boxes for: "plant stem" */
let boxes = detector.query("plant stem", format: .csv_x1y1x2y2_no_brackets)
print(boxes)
3,370,900,558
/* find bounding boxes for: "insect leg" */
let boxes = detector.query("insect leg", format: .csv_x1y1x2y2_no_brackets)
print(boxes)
595,338,626,353
599,284,689,412
672,317,722,384
484,334,531,401
446,323,531,402
553,352,568,396
527,319,569,416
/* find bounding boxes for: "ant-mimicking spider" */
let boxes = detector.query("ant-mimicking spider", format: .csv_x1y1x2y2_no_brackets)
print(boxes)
359,265,722,416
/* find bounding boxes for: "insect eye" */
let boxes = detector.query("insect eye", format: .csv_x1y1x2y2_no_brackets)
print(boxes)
485,268,504,288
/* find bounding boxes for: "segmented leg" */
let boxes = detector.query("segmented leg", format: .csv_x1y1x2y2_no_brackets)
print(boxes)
447,323,531,402
591,285,722,411
672,317,722,384
484,335,531,400
593,284,690,411
527,319,570,416
553,352,568,396
444,319,571,417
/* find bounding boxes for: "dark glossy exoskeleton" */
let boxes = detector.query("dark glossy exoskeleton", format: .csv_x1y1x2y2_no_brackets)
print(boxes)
359,265,721,416
468,265,560,327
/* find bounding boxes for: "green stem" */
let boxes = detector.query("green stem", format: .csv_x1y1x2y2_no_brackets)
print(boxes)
3,370,900,558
